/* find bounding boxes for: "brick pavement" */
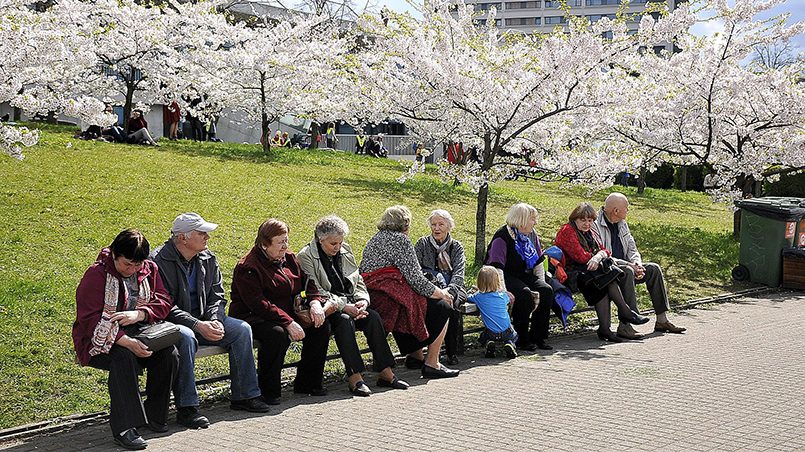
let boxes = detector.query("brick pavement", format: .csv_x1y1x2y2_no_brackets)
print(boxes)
2,292,804,451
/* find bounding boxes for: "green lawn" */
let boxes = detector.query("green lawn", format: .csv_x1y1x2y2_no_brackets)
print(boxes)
0,125,746,429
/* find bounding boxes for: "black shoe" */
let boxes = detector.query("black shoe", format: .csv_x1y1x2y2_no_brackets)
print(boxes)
294,387,328,396
597,329,624,343
404,355,425,369
620,310,650,325
446,354,459,366
114,428,147,450
485,341,496,358
503,343,518,359
177,406,210,429
145,420,168,433
230,397,271,413
261,396,281,406
535,340,553,350
422,364,460,379
349,381,372,397
376,377,409,390
516,343,539,352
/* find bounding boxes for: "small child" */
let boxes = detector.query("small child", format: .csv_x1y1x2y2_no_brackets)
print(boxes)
469,266,519,359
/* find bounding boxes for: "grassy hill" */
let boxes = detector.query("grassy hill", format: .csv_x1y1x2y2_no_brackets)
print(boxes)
0,124,744,428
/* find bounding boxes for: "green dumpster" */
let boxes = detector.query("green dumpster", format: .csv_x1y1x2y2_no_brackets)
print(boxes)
732,197,805,286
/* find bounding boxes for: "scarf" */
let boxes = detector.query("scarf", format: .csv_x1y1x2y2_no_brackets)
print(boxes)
89,272,150,357
571,222,601,254
317,242,353,296
429,234,453,272
511,227,540,270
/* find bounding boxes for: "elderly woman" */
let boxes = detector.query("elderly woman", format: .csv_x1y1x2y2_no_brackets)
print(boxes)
484,203,554,351
360,205,459,379
73,229,177,450
554,202,649,342
229,219,330,404
298,215,408,396
413,209,467,365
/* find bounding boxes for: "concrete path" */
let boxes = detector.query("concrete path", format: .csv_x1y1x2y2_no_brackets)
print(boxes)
3,292,804,451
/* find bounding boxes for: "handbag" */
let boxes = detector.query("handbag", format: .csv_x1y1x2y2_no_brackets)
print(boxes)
586,257,625,290
293,293,338,328
125,321,181,352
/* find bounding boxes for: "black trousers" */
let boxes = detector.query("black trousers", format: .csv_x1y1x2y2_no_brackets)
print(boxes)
88,345,178,436
505,272,553,345
392,298,452,356
329,308,395,375
251,320,330,398
444,309,462,357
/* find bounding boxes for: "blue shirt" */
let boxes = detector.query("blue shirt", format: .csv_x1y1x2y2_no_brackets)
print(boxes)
179,258,200,318
605,217,625,260
468,291,511,334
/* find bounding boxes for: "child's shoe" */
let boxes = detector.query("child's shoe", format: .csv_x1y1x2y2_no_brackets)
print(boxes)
503,342,518,359
485,341,496,358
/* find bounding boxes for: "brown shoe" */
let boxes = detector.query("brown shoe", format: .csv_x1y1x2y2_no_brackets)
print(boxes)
616,323,643,340
655,321,686,334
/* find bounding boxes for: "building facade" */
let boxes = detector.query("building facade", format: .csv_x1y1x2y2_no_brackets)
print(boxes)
467,0,684,37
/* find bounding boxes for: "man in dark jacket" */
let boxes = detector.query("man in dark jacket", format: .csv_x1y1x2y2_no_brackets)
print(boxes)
153,213,268,429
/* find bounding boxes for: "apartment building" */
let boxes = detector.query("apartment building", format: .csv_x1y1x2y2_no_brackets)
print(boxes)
468,0,684,37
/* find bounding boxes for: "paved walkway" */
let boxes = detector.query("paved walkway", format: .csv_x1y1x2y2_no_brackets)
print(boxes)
3,292,805,451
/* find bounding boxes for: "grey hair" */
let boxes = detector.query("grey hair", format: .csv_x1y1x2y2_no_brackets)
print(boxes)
314,215,350,240
426,209,455,231
377,205,412,232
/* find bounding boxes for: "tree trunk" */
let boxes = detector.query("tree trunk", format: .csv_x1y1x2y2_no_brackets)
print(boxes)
474,182,490,266
12,106,21,121
123,80,135,134
679,166,688,191
637,165,647,194
261,113,271,154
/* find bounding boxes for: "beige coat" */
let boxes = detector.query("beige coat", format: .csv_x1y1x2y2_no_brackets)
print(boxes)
298,239,370,311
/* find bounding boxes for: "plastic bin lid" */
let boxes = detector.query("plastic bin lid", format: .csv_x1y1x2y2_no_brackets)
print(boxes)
735,197,805,221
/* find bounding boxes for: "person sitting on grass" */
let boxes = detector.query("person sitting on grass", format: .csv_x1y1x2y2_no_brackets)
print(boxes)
469,266,519,359
127,109,159,146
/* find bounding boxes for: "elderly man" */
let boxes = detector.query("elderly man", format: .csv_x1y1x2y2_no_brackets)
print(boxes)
153,213,269,429
594,193,686,339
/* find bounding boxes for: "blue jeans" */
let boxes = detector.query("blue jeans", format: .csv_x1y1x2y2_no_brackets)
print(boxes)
478,326,518,346
174,316,260,407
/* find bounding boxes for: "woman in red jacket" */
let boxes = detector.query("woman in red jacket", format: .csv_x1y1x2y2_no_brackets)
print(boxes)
72,229,177,450
554,202,649,342
229,219,329,405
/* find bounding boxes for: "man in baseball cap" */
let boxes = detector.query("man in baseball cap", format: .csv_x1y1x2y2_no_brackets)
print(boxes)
153,213,269,429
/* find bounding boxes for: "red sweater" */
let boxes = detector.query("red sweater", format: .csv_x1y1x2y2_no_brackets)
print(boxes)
554,223,610,267
72,249,172,366
230,248,323,328
362,267,429,341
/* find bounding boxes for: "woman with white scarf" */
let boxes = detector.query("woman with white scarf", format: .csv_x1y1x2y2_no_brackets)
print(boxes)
414,209,467,365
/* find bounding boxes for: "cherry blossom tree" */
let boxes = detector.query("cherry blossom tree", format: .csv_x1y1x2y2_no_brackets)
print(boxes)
184,9,351,153
612,0,805,202
350,0,694,263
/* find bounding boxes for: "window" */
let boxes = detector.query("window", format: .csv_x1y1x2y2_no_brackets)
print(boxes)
543,15,566,24
586,0,619,5
504,1,541,9
587,13,616,22
534,17,542,25
477,2,502,11
505,17,539,25
544,0,561,7
475,18,502,26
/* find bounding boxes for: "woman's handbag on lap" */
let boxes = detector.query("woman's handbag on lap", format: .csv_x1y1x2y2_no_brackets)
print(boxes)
125,321,181,351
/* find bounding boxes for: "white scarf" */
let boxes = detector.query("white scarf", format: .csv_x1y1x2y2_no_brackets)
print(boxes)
429,234,453,272
89,272,150,357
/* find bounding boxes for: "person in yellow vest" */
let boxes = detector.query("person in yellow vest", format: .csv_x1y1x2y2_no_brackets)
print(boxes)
355,129,368,155
325,122,338,148
271,131,282,146
280,132,291,147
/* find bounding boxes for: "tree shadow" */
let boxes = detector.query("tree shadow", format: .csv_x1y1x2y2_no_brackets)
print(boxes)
332,176,479,205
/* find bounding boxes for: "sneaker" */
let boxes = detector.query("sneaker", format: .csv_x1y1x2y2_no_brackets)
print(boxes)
503,343,518,359
485,341,496,358
177,406,210,429
230,397,271,413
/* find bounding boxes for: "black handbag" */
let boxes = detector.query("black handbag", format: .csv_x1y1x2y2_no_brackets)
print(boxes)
588,257,625,290
125,321,181,351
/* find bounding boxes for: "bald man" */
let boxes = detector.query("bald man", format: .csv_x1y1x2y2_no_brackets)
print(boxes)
594,193,686,339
